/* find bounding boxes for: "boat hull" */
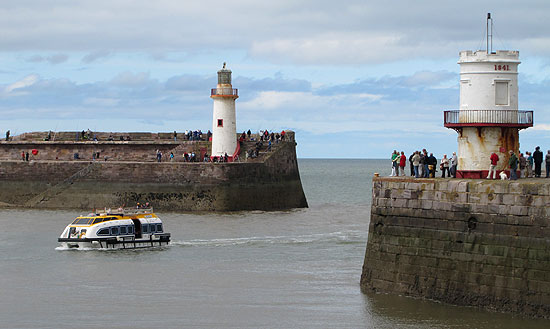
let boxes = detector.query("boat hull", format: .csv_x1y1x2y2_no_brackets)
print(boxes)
58,233,170,249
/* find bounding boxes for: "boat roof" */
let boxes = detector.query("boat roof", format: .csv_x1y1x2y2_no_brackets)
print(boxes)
71,208,160,226
81,207,155,218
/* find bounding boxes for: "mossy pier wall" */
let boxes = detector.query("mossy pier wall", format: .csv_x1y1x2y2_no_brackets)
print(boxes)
361,177,550,318
0,132,307,211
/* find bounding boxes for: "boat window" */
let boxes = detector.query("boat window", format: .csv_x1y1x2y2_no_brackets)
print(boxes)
156,224,163,232
92,218,103,224
150,224,156,233
110,227,119,235
120,226,127,235
72,218,91,225
142,224,149,233
97,228,110,236
128,226,134,234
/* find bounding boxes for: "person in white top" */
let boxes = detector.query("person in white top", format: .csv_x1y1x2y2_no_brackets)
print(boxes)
440,154,450,178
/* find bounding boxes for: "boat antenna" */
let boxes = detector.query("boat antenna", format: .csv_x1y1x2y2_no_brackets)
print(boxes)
486,13,493,54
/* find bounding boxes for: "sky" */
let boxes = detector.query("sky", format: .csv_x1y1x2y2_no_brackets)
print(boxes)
1,0,550,158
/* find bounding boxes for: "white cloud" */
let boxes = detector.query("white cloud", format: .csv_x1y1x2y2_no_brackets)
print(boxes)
4,74,39,93
1,1,549,65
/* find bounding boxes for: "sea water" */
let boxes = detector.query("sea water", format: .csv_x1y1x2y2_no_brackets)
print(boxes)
0,159,549,328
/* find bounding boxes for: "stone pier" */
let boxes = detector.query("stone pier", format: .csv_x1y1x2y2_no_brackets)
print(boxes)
361,177,550,318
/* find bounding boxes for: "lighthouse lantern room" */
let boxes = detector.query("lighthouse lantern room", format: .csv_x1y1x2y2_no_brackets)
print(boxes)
443,14,533,178
211,63,239,161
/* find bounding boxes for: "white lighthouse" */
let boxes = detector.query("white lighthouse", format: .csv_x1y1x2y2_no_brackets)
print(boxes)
444,14,533,178
210,63,239,161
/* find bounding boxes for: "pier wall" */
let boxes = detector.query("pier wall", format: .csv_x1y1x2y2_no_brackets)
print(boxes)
361,177,550,318
0,141,210,162
0,139,307,211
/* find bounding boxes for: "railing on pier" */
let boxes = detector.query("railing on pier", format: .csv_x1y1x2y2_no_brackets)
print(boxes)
444,110,533,129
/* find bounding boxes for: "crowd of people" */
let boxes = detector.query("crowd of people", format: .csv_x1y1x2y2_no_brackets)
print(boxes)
391,149,457,179
498,147,550,180
391,147,550,180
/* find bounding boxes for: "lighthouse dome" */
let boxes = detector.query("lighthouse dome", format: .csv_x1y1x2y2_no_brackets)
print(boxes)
217,62,232,85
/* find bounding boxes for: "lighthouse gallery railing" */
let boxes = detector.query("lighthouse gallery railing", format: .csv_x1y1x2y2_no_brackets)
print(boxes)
444,110,533,128
211,88,238,96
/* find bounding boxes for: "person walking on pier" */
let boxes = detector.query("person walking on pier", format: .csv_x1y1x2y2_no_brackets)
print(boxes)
546,150,550,178
509,150,518,180
156,150,162,162
534,146,543,178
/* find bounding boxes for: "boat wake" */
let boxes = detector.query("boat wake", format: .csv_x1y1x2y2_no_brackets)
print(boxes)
171,230,367,247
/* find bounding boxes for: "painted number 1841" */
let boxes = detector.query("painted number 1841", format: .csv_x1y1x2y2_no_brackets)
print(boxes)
494,64,510,71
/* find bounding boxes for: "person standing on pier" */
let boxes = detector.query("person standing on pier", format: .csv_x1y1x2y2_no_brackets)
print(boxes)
546,150,550,178
409,152,415,176
533,146,543,177
487,152,499,179
440,154,450,178
399,152,406,176
412,151,421,178
390,150,399,176
519,153,527,178
509,150,518,180
451,152,458,178
422,149,429,178
526,151,533,177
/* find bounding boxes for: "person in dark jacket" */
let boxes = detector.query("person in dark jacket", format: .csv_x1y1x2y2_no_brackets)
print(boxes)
509,150,519,180
428,153,437,178
409,152,415,176
533,146,543,177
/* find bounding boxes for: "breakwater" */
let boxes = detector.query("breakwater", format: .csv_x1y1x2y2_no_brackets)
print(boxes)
361,177,550,318
0,132,307,211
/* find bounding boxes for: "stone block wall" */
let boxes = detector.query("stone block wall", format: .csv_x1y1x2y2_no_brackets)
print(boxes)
361,177,550,318
0,140,307,211
0,141,211,162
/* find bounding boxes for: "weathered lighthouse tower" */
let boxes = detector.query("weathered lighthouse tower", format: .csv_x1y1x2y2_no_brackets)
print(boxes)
444,14,533,178
211,63,239,161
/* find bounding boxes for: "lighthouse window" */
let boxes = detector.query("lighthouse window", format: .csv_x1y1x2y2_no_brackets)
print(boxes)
495,81,509,105
217,119,223,127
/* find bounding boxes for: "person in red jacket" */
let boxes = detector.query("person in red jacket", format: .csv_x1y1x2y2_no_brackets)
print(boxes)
399,151,407,176
487,152,499,179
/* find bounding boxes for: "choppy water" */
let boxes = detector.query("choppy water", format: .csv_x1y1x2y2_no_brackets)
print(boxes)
1,159,549,328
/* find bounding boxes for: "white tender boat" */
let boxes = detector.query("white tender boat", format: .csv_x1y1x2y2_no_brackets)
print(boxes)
58,207,170,249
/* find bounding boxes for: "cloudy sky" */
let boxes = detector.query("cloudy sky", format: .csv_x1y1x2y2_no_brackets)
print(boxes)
1,0,550,158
